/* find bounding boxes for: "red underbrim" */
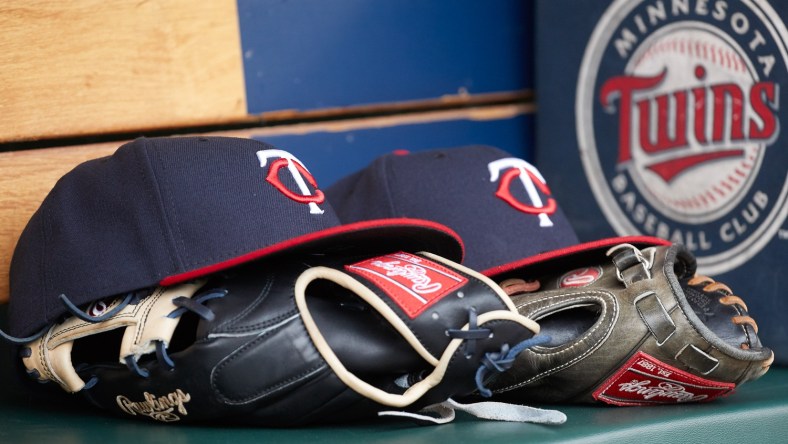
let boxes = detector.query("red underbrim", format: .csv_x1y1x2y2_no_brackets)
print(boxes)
481,235,672,278
160,218,465,286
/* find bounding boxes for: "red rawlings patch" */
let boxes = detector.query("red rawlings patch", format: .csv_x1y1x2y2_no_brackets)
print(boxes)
593,351,735,405
558,266,603,288
345,252,467,319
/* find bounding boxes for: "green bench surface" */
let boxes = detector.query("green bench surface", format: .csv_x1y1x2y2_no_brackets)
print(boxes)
2,304,785,443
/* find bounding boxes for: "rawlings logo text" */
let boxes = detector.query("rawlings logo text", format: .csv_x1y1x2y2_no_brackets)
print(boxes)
116,389,192,422
616,379,708,402
559,267,602,288
346,253,468,319
369,260,442,294
593,351,734,406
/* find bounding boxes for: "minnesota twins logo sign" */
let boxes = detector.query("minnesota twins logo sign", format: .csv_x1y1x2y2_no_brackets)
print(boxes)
577,0,788,274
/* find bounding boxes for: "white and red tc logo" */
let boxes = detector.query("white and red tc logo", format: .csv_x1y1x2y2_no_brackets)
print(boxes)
488,158,557,227
257,149,325,215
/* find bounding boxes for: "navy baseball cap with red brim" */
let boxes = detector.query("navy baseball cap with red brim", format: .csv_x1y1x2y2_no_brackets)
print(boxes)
325,146,672,284
326,146,580,272
9,137,463,337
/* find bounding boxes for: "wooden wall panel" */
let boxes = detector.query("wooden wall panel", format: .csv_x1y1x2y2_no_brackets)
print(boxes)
0,0,246,142
0,1,534,144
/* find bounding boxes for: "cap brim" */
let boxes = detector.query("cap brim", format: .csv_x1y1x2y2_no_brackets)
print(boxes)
482,236,671,279
160,218,464,286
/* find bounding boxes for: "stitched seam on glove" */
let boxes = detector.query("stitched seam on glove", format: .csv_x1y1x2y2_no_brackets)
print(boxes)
498,291,618,392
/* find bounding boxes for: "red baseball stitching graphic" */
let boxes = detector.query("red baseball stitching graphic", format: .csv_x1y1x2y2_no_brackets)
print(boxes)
634,37,748,75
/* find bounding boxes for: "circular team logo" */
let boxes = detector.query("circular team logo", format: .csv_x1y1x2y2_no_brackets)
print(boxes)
577,0,788,274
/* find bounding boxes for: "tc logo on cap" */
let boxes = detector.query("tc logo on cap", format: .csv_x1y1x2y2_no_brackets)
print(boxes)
488,158,557,227
257,149,325,215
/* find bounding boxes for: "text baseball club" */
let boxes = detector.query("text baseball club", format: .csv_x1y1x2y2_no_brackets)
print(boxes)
610,173,771,251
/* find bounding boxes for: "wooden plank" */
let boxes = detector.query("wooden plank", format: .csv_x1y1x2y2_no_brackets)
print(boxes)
0,1,534,143
0,143,119,304
0,104,530,304
0,0,246,143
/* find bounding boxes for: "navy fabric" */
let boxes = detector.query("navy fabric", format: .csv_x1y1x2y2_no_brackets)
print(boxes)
326,146,579,272
9,137,462,336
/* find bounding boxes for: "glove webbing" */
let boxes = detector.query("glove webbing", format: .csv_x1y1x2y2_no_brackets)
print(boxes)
609,245,720,375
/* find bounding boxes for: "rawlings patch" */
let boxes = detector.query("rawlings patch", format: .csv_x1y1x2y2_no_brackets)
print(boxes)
593,351,735,405
558,266,603,288
346,252,467,318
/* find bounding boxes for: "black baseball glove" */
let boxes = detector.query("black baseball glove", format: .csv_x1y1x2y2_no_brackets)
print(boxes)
18,251,561,425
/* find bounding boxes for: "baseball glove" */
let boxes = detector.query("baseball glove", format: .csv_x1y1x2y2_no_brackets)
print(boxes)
17,251,562,425
481,241,774,406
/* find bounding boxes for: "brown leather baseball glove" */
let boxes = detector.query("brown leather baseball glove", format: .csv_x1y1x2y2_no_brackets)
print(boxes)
480,241,773,406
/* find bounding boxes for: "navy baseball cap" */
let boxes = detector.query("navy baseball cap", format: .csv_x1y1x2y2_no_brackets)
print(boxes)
326,146,580,272
9,137,463,337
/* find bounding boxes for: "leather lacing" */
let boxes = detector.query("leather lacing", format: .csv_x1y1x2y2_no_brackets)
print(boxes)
687,275,759,336
680,275,774,368
0,287,227,390
445,307,551,397
498,278,540,296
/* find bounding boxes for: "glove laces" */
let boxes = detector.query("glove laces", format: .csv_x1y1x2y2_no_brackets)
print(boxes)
474,334,551,397
687,274,773,369
380,320,564,426
446,307,491,358
1,286,227,389
687,274,759,336
446,307,551,398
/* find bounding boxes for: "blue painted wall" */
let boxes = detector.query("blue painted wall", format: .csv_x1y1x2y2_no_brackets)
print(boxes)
238,0,532,114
